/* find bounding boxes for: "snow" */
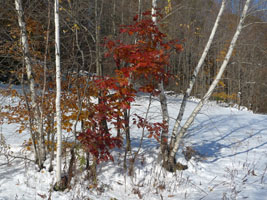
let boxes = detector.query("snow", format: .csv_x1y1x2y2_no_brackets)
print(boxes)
0,93,266,200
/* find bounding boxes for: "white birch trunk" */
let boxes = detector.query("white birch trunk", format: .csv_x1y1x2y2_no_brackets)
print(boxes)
169,0,251,161
55,0,62,183
152,0,170,159
152,0,157,23
170,0,227,149
15,0,45,167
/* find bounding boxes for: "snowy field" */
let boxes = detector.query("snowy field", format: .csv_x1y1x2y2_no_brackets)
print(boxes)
0,93,266,200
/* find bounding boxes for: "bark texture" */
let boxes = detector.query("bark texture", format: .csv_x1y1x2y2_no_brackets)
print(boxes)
168,0,252,169
15,0,45,168
55,0,62,184
170,0,227,150
152,0,170,165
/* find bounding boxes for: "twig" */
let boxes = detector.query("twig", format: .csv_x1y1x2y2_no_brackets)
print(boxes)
6,152,35,163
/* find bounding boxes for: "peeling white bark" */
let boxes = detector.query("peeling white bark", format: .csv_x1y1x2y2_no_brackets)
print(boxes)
152,0,169,158
152,0,157,23
169,0,251,160
55,0,62,183
170,0,227,149
15,0,45,167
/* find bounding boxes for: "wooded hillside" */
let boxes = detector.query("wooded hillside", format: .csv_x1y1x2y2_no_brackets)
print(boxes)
0,0,266,113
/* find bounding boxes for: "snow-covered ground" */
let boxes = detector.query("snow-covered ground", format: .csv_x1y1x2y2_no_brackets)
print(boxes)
0,93,266,200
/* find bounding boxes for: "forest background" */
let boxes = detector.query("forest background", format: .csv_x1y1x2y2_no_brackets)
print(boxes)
0,0,266,113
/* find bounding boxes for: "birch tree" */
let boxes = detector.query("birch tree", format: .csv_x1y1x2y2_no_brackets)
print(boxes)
152,0,170,165
15,0,46,169
165,0,252,171
169,0,227,150
54,0,63,188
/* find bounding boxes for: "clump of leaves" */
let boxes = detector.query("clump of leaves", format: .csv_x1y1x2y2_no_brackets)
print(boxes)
78,11,183,163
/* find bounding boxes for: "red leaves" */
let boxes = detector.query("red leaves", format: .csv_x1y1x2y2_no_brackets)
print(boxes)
132,114,165,142
142,11,152,16
128,30,134,36
78,10,183,164
175,44,183,52
78,129,122,163
104,10,183,96
106,40,115,49
77,73,135,163
133,15,139,22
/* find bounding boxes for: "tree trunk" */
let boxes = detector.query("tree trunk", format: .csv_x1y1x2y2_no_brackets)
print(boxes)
95,0,103,77
167,0,251,170
169,0,227,150
15,0,45,169
55,0,63,187
152,0,170,164
138,0,142,20
48,114,55,172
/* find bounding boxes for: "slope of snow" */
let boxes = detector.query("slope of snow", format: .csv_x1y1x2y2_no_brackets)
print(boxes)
0,93,266,200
